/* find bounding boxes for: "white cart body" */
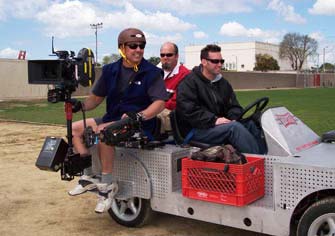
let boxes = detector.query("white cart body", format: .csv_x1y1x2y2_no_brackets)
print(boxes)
101,107,335,236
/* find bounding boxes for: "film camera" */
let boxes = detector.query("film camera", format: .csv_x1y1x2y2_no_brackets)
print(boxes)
83,112,164,150
28,37,95,180
28,37,95,103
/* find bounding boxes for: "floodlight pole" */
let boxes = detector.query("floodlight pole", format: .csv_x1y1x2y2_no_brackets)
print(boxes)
322,46,329,73
323,47,325,73
90,22,103,64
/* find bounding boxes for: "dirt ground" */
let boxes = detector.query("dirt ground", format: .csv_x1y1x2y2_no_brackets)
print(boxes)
0,121,264,236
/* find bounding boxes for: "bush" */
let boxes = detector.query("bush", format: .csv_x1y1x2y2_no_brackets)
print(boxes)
254,54,280,72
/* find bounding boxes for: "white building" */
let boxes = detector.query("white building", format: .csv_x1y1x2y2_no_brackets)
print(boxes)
184,41,293,71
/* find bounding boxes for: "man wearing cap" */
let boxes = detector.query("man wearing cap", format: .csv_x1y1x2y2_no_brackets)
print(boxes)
68,28,169,213
157,42,189,134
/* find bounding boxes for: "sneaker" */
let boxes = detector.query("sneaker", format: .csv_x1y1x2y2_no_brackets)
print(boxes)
95,182,119,214
68,175,100,196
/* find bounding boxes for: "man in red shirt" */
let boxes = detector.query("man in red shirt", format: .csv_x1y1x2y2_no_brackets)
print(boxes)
158,42,189,133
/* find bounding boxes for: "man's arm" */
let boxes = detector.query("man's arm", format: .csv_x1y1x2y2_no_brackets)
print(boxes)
177,78,217,129
82,93,105,111
226,85,243,120
139,100,165,120
141,68,168,119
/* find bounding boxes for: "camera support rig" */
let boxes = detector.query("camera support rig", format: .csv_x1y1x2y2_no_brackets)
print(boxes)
29,37,163,181
29,37,95,181
83,113,164,151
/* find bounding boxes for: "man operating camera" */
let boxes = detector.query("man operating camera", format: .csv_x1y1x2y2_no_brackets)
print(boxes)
69,28,168,214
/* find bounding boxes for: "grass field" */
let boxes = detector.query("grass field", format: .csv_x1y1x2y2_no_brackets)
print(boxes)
0,88,334,135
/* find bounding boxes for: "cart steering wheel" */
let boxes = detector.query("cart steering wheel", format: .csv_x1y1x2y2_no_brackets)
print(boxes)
237,97,269,123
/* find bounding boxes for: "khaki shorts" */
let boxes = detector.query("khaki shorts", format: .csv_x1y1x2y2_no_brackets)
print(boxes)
157,108,172,133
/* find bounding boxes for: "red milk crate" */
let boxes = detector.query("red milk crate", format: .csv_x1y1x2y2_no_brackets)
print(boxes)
182,156,264,206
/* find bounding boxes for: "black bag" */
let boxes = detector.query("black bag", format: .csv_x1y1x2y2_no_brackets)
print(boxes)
191,144,247,164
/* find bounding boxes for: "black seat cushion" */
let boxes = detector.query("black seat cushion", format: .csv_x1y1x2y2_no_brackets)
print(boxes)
169,110,211,149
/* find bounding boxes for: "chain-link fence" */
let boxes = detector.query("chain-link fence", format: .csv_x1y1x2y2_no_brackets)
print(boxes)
296,72,335,88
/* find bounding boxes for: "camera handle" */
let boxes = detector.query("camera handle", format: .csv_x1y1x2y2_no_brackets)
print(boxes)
82,104,87,129
62,91,79,181
64,94,87,152
61,95,92,181
64,94,74,153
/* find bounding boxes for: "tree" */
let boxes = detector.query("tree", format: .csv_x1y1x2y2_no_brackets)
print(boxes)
279,33,318,71
254,54,280,71
102,53,121,65
148,56,160,65
320,63,335,72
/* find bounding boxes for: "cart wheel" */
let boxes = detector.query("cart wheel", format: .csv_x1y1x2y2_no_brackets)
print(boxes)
297,197,335,236
108,197,152,227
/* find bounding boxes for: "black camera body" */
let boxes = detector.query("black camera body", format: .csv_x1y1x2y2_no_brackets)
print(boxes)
36,136,69,172
36,137,92,180
28,46,95,103
84,115,164,150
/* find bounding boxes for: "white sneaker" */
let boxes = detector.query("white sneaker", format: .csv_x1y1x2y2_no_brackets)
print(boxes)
94,182,119,214
68,175,100,196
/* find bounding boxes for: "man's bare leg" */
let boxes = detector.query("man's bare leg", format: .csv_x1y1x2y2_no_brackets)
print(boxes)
68,118,100,196
95,123,118,213
72,118,98,155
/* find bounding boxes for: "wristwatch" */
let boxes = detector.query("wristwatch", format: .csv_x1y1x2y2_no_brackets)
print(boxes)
137,112,146,121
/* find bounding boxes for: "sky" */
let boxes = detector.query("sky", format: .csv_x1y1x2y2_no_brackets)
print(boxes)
0,0,335,67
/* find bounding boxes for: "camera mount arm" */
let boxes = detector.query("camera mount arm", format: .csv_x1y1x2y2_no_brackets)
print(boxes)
83,113,163,149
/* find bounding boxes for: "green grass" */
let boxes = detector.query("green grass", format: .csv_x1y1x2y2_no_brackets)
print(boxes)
235,88,335,135
0,98,106,125
0,88,334,135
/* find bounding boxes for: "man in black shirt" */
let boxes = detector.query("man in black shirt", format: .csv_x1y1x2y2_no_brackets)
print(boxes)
176,44,265,154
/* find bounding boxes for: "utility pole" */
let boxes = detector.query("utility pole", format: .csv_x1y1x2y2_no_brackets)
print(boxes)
235,55,238,71
317,53,319,73
323,46,328,73
90,22,103,64
323,47,325,72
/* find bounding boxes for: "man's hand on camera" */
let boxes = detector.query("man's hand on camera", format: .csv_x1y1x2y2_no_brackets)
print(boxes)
70,99,83,113
125,111,144,122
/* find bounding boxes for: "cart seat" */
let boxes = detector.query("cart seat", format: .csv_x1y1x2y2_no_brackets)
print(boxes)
169,110,211,149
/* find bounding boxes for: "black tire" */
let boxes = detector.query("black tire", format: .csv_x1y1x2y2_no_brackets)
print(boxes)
297,197,335,236
108,197,152,227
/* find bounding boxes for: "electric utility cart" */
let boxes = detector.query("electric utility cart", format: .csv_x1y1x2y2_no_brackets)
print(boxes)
36,98,335,236
27,44,335,235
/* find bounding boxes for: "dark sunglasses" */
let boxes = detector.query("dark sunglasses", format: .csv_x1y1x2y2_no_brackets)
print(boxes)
205,58,225,64
160,53,174,58
126,43,146,50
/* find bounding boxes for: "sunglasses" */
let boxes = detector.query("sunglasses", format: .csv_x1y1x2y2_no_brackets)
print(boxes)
126,43,146,50
205,58,225,64
160,53,174,58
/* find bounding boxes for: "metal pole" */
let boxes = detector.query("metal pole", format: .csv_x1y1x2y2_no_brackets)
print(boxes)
323,47,326,73
235,55,238,71
95,29,97,64
90,22,103,64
